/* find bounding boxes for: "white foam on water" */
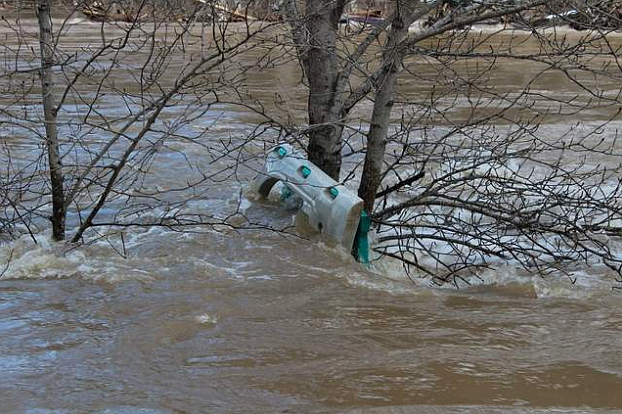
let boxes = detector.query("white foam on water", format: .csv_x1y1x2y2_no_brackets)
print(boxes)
0,234,73,280
343,270,434,296
0,233,157,283
336,240,619,299
193,258,244,279
194,313,218,325
531,270,615,300
462,264,616,300
311,240,443,296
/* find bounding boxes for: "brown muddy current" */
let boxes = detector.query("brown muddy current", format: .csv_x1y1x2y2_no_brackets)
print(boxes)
1,19,622,414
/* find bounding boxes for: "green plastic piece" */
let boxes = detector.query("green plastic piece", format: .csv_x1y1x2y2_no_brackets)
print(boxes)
275,146,287,158
328,187,339,199
280,185,293,200
354,210,370,265
301,166,311,178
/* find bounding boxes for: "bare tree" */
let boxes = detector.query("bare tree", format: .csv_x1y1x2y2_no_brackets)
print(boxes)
1,0,277,245
3,0,622,287
278,0,622,285
36,0,66,240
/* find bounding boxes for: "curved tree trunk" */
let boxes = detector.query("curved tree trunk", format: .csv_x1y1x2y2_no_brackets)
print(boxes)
358,0,416,213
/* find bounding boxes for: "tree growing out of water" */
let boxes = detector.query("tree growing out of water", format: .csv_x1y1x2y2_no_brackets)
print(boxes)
2,0,622,288
36,0,66,241
0,0,277,245
277,0,622,285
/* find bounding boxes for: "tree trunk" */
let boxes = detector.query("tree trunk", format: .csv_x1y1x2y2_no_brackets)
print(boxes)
357,59,403,213
307,124,344,181
304,0,345,181
358,0,416,213
36,0,66,241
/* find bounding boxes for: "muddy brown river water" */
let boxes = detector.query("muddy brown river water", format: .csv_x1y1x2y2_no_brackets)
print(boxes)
1,18,622,413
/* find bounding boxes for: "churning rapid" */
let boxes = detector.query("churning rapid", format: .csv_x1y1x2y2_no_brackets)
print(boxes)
1,18,622,414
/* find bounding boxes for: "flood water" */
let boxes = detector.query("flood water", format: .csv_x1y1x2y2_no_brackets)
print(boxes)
1,18,622,414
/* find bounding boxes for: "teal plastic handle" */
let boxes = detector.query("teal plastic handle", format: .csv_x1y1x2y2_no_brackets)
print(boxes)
354,210,370,264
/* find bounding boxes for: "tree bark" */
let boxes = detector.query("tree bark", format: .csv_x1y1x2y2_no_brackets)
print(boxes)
36,0,66,241
302,0,346,180
358,0,416,213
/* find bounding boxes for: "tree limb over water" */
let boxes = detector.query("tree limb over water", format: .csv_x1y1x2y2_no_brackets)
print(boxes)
1,0,622,288
277,0,622,287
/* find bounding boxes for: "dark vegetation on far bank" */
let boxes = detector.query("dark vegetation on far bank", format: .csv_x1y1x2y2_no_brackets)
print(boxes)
2,0,622,31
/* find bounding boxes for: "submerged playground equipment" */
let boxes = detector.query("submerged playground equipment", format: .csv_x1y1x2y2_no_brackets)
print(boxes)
253,144,370,263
